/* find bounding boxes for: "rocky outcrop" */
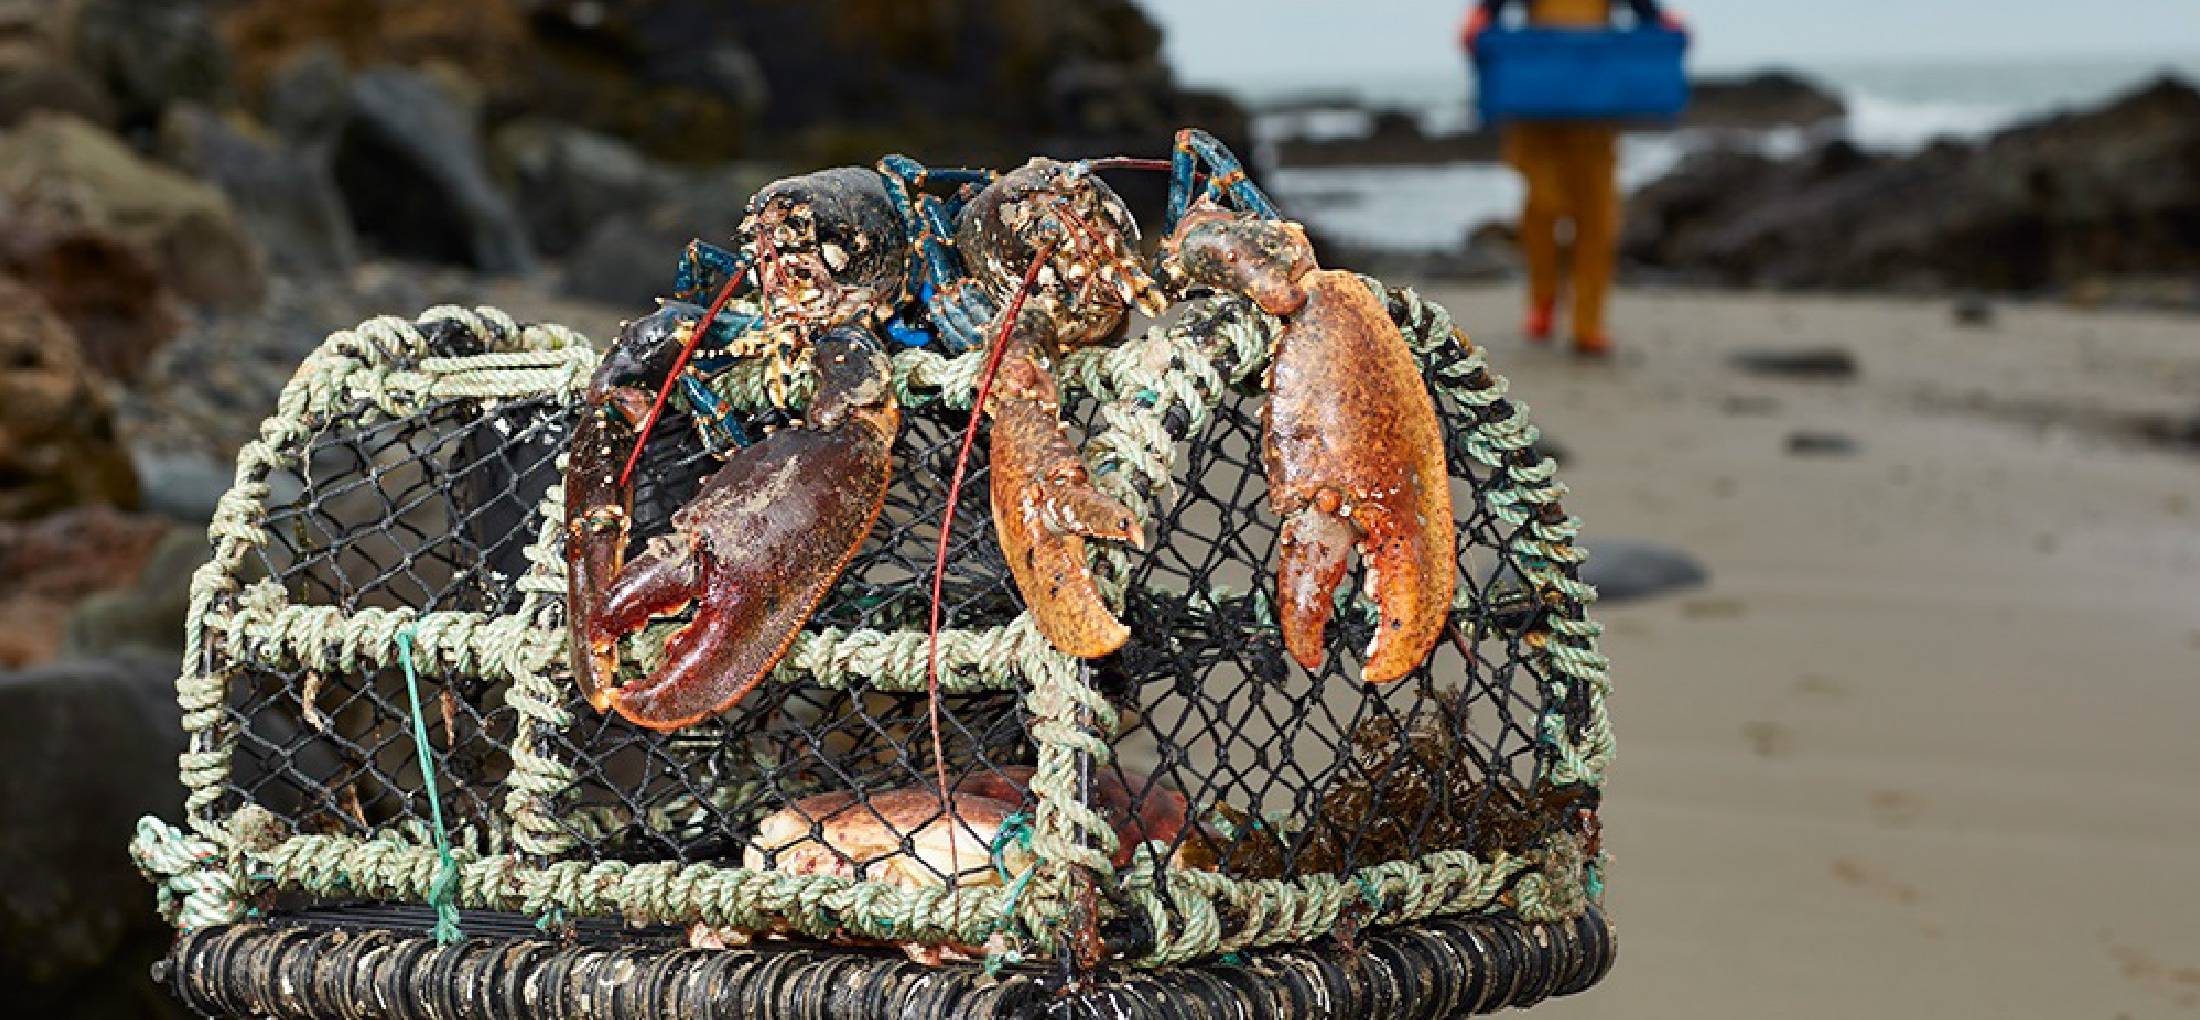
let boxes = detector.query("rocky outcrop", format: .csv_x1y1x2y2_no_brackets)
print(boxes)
492,116,679,259
65,0,235,133
1276,111,1501,167
0,2,115,129
334,67,538,274
0,277,139,520
221,0,1244,168
0,113,266,308
1624,77,2200,293
63,525,205,662
1683,71,1845,132
558,161,785,307
0,507,171,666
0,189,182,383
0,654,190,1020
160,104,357,279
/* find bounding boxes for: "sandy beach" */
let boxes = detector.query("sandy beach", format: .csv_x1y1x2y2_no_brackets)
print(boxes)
1384,284,2200,1018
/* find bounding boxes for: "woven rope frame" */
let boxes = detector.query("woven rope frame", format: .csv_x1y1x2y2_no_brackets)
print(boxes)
133,284,1612,967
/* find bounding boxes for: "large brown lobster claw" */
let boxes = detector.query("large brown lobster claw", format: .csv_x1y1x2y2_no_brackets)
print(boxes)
566,327,898,730
988,324,1144,659
1161,204,1456,683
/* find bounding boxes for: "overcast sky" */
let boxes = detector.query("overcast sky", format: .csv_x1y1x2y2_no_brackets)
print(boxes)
1135,0,2200,88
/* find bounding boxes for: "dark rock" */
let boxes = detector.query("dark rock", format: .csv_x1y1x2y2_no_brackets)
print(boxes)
221,0,541,120
0,277,140,520
0,654,190,1020
1684,71,1846,131
0,507,170,667
129,450,235,524
560,161,785,307
1275,109,1502,167
0,113,266,309
263,44,350,154
64,526,205,661
1785,430,1859,455
517,0,1240,167
1952,295,1995,326
1578,539,1709,604
118,271,424,463
335,67,537,274
67,0,234,134
492,117,678,258
1627,77,2200,293
0,3,115,128
161,104,357,279
0,56,116,130
1727,346,1859,381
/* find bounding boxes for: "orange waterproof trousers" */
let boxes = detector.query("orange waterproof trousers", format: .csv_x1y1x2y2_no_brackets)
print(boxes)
1503,121,1620,342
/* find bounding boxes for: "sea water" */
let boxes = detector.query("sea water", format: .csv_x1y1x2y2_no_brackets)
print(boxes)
1252,56,2200,251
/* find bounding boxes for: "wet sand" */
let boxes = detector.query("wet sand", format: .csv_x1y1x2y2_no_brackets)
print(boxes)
1408,284,2200,1019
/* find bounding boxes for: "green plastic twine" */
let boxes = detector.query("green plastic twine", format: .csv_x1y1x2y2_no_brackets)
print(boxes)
397,626,464,943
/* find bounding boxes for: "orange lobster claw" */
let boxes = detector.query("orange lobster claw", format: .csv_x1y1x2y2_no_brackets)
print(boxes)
987,330,1143,659
1162,205,1456,683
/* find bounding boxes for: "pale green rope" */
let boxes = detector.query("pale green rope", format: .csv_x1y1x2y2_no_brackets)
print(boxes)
129,816,243,930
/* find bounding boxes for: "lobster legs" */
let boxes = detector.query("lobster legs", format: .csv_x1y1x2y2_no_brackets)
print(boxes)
566,324,898,730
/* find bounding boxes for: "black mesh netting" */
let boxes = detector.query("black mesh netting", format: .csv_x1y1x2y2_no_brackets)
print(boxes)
215,298,1596,905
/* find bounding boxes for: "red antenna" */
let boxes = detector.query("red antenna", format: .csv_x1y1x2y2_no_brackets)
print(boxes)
926,238,1058,888
618,263,752,488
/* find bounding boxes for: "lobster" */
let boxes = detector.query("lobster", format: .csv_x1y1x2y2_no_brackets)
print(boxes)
1152,129,1458,684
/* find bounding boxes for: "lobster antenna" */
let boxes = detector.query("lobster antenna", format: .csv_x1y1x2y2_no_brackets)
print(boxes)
1085,157,1173,172
618,262,752,488
928,237,1059,893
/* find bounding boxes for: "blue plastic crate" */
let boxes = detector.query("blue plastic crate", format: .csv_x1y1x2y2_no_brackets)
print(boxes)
1471,26,1689,126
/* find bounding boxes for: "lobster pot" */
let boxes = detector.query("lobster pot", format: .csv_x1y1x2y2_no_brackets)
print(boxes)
135,284,1615,1018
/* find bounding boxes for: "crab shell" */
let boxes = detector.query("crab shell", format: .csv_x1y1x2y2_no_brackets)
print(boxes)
744,788,1036,888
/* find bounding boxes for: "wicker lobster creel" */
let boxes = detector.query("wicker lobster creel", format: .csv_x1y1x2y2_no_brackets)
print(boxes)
133,283,1615,1018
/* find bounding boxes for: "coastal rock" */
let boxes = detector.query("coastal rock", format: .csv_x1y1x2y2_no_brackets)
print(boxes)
161,104,357,279
0,654,190,1020
0,278,139,520
130,449,237,524
0,53,115,130
0,507,171,667
492,117,679,258
0,2,115,128
560,161,785,307
1684,71,1845,131
520,0,1238,166
1625,77,2200,293
0,197,182,383
219,0,536,114
335,66,537,274
65,0,234,132
1786,430,1859,456
64,525,205,661
1578,539,1709,604
1727,346,1858,381
0,113,266,308
263,45,350,154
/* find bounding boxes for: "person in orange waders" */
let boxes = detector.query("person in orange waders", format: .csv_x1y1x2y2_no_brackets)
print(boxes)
1462,0,1683,357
